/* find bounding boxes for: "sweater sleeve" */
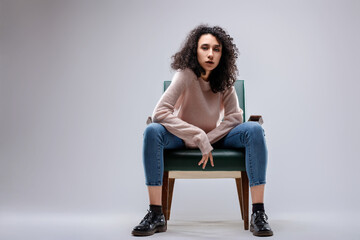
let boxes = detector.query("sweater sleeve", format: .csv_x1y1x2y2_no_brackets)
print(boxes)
207,86,243,144
152,69,213,155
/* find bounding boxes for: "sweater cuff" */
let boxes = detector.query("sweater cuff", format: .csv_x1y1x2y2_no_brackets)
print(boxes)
193,132,213,155
199,141,214,155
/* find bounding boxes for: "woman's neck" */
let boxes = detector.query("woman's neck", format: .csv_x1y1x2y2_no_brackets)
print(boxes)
201,71,211,82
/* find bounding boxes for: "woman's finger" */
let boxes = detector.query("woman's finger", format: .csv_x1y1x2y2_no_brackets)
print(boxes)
202,156,209,169
210,152,214,167
198,155,205,166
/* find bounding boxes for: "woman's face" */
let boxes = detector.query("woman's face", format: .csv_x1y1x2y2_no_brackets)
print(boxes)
197,34,222,74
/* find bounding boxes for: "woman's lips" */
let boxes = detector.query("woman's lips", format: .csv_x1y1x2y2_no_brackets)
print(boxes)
205,61,214,64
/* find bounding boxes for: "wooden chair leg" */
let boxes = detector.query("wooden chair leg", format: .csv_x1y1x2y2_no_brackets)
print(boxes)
162,171,169,220
241,171,249,230
168,178,175,220
235,178,244,220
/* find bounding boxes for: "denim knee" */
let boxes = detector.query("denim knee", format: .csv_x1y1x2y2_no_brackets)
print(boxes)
244,122,265,139
143,123,164,140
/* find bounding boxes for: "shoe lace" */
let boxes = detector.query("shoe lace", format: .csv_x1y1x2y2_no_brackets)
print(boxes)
255,211,268,224
140,210,154,224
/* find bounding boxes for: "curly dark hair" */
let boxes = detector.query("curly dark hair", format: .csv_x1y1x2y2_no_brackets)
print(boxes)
171,24,239,93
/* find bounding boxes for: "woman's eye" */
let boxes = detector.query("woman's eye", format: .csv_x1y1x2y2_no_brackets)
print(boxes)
214,48,220,52
202,47,208,50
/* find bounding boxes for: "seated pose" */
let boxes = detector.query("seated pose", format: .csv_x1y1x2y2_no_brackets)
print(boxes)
132,24,273,237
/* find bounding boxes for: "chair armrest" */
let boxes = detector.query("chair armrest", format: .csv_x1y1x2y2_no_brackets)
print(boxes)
247,115,264,125
146,116,153,125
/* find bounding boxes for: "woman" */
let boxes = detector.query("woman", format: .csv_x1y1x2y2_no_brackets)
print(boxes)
132,24,273,237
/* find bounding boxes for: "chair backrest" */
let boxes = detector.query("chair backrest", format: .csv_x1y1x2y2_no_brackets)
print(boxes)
164,80,246,122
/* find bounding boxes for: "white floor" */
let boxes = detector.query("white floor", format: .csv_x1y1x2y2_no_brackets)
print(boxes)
0,212,359,240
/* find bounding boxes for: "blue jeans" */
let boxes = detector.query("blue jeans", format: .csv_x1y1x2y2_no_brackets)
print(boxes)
142,122,268,187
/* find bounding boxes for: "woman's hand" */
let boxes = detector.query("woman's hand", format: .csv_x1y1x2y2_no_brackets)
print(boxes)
198,151,214,169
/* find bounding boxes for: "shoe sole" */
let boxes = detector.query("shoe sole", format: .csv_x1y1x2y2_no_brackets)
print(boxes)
132,224,167,237
250,225,273,237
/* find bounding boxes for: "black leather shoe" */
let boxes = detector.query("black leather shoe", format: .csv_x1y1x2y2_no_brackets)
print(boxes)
250,211,273,237
132,210,167,236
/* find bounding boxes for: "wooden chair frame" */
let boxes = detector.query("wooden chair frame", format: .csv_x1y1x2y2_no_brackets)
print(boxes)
162,170,250,229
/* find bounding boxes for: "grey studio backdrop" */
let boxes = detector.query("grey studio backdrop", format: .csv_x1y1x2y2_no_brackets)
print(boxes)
1,0,360,231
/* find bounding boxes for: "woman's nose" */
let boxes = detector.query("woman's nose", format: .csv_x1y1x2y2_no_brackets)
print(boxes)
208,50,213,59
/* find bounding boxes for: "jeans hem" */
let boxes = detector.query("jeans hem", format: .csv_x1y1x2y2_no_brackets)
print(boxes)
249,181,266,187
146,182,162,186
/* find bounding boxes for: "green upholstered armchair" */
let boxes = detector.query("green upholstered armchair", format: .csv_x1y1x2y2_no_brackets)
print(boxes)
150,80,263,230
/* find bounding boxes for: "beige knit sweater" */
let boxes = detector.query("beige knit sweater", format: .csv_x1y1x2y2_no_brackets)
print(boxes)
151,68,243,155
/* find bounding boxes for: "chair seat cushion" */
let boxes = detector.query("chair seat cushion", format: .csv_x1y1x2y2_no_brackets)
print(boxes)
164,148,246,171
